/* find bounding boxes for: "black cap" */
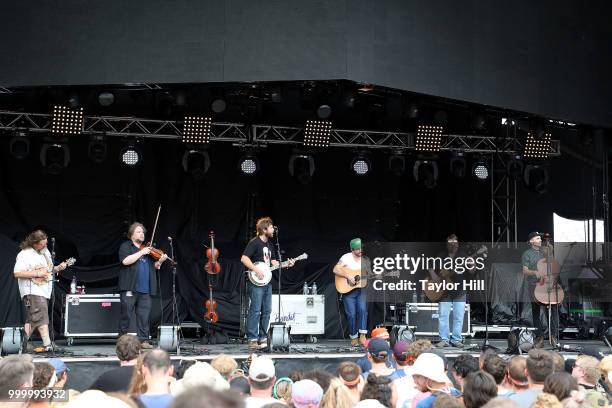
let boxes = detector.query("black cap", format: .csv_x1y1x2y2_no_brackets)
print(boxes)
527,231,541,241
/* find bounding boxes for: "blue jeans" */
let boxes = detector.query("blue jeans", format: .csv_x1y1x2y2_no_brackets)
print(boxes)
438,300,465,343
343,288,368,338
246,282,272,341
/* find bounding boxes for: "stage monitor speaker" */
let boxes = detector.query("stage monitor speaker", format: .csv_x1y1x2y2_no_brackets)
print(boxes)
158,326,180,353
1,327,23,355
268,322,290,351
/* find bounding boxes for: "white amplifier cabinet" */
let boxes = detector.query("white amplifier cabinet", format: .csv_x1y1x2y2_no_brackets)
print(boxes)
267,295,325,335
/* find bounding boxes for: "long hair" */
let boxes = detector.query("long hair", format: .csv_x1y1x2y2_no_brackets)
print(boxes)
320,378,354,408
127,222,146,240
360,374,393,408
255,217,273,236
20,230,47,250
128,354,147,395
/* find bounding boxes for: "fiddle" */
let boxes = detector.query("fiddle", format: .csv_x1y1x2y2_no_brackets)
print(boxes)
139,243,176,265
205,232,220,274
204,231,220,323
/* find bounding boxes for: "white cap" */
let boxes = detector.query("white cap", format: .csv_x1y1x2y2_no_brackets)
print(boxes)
354,399,387,408
411,353,449,384
170,361,229,396
249,356,275,381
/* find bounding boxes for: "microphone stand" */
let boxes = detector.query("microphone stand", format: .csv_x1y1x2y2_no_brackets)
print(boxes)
49,237,56,355
270,227,289,351
168,238,180,337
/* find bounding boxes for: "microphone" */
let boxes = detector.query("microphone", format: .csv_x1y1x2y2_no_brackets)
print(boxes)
273,226,278,230
168,236,172,242
51,237,55,244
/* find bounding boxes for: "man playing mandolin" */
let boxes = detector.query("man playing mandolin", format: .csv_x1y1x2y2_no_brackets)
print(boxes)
241,217,294,350
521,231,559,347
118,222,168,349
333,238,371,347
13,230,68,352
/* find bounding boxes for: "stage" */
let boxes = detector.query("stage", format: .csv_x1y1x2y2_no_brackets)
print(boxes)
26,336,610,392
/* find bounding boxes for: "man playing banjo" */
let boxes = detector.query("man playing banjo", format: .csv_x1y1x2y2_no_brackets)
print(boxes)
241,217,294,350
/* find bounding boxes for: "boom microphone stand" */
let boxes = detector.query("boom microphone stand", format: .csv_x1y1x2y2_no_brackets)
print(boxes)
269,227,290,351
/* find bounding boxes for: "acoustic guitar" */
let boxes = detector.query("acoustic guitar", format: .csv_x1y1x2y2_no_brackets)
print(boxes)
335,266,400,294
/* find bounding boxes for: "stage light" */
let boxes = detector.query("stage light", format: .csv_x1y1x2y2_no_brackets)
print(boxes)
51,105,83,135
524,131,551,159
450,154,466,178
40,143,70,175
304,120,332,147
507,156,524,180
289,154,315,184
98,91,115,107
317,104,332,119
524,164,549,194
415,125,443,152
388,152,406,176
88,135,107,164
413,160,438,189
239,155,259,175
472,160,490,181
182,150,210,181
120,143,141,167
211,99,226,113
183,116,212,144
351,154,371,176
9,131,30,160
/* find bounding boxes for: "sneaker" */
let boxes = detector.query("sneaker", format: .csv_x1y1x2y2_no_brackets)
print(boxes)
248,340,259,350
450,341,464,348
358,333,367,347
258,340,268,350
436,340,450,348
140,341,154,349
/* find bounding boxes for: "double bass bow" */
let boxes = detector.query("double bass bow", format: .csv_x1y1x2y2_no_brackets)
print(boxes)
204,231,220,323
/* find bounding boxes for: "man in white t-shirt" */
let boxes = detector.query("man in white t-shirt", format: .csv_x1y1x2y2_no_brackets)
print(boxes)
333,238,370,347
13,230,67,352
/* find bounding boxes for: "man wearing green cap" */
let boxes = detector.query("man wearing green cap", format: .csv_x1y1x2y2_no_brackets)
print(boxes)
333,238,369,347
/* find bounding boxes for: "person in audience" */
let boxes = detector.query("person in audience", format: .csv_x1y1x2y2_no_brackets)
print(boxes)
570,355,608,408
245,357,278,408
138,349,173,408
550,352,565,374
303,369,333,393
272,377,293,405
63,390,134,408
505,356,529,393
560,390,591,408
230,375,252,397
290,379,324,408
175,359,197,380
90,334,141,392
170,361,229,396
47,358,69,390
597,355,612,396
212,355,239,380
482,354,512,397
408,353,459,408
361,374,396,408
462,371,497,408
354,400,387,408
357,328,396,373
31,362,56,408
320,378,354,408
170,385,244,408
363,339,395,379
544,372,579,403
289,371,304,383
0,355,35,408
509,349,554,407
337,361,364,405
532,393,562,408
432,393,464,408
482,398,521,408
389,341,418,408
451,355,479,391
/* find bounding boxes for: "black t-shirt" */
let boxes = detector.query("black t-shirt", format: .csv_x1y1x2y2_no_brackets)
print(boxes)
118,241,158,295
243,236,276,265
436,248,470,301
89,365,134,393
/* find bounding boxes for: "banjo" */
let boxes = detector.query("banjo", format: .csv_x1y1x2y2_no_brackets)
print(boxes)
247,253,308,286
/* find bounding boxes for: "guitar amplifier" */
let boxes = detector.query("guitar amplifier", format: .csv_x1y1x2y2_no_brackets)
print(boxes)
64,294,136,343
405,303,471,337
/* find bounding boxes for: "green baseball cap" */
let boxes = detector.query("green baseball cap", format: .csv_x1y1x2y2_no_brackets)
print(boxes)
350,238,362,250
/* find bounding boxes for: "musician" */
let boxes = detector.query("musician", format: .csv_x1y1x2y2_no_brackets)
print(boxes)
118,222,168,349
241,217,294,350
13,230,67,352
429,234,474,349
333,238,370,347
521,231,558,347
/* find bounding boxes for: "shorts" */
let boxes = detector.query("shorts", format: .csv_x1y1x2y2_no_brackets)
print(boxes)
24,294,49,329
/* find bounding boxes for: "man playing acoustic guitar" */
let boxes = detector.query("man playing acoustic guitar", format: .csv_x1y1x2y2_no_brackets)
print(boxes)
333,238,371,347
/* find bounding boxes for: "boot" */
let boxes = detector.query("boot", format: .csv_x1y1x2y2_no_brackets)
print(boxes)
358,333,367,347
351,338,359,347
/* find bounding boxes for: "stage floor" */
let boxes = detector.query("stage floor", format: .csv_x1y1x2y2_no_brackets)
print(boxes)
21,337,609,391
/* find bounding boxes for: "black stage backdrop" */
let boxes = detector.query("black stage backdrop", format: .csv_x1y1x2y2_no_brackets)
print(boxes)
0,133,600,338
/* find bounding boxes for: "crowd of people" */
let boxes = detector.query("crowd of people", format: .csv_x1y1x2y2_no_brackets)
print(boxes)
2,331,612,408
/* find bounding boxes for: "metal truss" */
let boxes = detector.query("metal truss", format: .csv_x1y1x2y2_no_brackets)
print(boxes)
0,110,560,155
490,153,519,248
